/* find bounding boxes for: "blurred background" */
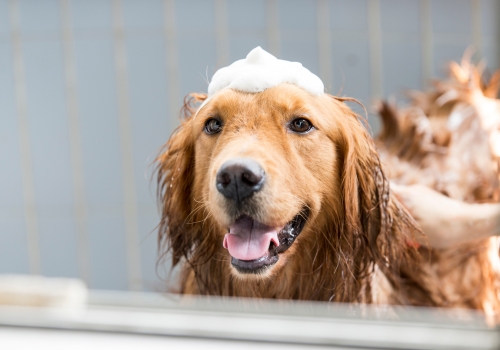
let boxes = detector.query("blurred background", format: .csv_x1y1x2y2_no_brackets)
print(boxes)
1,0,499,292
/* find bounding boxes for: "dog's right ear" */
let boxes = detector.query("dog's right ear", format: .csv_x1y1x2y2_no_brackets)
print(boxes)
156,93,207,266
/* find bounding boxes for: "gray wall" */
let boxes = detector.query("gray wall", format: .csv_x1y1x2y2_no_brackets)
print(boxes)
1,0,499,291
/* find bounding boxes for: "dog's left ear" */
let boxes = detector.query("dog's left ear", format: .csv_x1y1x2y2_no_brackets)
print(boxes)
156,93,207,267
333,98,435,304
335,99,418,261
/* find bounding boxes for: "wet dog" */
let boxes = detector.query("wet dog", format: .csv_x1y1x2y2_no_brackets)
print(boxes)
156,84,443,305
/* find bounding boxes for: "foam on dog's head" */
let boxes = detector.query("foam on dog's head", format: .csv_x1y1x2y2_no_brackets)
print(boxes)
196,47,324,114
209,46,324,96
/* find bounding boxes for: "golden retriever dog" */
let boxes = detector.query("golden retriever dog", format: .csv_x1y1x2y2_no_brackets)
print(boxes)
376,58,500,320
156,83,444,306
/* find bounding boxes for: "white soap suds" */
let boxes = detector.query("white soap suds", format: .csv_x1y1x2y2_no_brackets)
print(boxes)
196,47,324,114
208,46,324,96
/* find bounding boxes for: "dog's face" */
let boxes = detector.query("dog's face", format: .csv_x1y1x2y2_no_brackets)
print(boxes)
189,84,345,277
158,83,421,300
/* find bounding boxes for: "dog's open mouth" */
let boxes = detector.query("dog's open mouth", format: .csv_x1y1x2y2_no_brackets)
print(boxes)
223,209,309,274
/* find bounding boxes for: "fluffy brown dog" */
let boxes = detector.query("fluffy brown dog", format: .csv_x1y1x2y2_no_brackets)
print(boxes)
156,84,442,305
377,59,500,320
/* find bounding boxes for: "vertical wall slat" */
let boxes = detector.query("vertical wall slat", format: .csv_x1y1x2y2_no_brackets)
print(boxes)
368,0,383,99
8,0,40,275
60,0,89,285
163,0,180,122
472,0,483,59
214,0,229,69
420,0,433,87
265,0,280,57
111,0,142,291
317,0,332,93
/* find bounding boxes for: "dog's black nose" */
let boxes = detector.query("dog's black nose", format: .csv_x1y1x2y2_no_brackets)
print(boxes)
216,158,265,205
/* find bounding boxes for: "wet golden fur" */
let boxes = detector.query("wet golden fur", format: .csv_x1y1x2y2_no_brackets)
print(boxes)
376,59,500,319
156,84,442,305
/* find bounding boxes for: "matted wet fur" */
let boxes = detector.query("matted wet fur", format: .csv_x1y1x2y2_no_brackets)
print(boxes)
376,57,500,320
156,84,443,305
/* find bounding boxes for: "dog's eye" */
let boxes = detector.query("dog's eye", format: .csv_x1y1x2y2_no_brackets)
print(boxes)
289,118,313,133
204,118,223,134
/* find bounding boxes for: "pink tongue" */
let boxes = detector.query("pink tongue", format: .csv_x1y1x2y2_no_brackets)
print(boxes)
223,216,280,261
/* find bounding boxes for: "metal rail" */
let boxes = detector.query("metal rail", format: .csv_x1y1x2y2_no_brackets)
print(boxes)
0,291,499,349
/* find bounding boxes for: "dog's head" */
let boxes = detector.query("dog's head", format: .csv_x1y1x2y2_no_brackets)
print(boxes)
157,83,408,286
